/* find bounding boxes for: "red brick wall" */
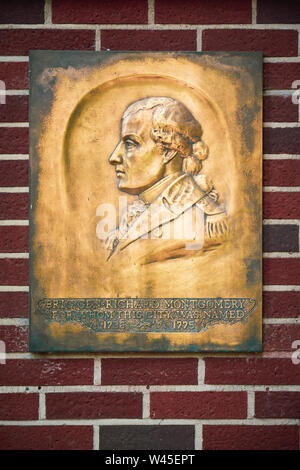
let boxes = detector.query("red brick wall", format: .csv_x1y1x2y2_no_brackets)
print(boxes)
0,0,299,451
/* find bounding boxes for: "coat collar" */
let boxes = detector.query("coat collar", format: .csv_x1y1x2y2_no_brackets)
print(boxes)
112,173,209,256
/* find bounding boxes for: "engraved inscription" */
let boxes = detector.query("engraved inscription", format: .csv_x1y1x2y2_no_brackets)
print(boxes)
37,298,257,333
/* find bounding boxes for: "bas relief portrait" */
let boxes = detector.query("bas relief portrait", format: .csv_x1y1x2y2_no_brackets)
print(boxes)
104,96,229,264
29,51,262,352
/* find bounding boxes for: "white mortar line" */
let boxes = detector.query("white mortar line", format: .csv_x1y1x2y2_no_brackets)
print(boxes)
1,385,300,393
263,253,300,258
196,28,202,51
198,359,205,385
143,390,150,419
263,285,300,291
247,391,255,419
0,123,28,128
0,220,28,226
263,220,300,225
0,24,300,30
261,352,295,358
264,153,298,163
263,123,300,128
0,318,28,325
263,318,300,324
148,0,155,25
252,0,257,24
0,155,29,160
0,90,29,95
93,424,99,450
44,0,52,25
0,418,299,425
2,351,298,360
0,286,28,292
0,254,28,259
94,359,101,385
263,187,300,191
0,57,28,62
0,187,28,193
95,28,100,51
264,90,294,96
38,392,46,420
194,423,202,450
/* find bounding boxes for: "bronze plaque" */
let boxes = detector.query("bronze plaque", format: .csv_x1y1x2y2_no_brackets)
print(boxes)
29,51,262,352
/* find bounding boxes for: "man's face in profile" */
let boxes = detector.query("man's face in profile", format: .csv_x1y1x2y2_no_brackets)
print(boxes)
109,108,166,195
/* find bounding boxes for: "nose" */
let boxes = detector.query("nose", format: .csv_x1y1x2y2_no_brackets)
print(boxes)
109,141,123,165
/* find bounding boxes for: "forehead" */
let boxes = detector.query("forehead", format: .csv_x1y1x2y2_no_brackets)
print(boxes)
121,109,153,140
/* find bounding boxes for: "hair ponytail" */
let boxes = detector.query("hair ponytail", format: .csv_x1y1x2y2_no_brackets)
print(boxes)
182,140,209,176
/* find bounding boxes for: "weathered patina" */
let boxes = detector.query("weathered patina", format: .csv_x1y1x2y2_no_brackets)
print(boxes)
29,51,262,352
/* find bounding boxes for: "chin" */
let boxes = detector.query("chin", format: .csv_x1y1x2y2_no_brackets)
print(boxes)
117,180,139,195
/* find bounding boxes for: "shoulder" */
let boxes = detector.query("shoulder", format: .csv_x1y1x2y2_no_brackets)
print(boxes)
161,174,206,215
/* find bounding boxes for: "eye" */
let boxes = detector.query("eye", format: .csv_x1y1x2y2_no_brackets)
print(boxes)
124,139,137,151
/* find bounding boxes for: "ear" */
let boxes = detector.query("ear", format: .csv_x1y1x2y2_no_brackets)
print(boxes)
162,149,178,164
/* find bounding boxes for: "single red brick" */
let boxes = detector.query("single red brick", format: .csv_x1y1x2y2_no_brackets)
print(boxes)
0,226,28,252
0,193,28,220
155,0,252,24
101,30,196,51
0,96,28,122
0,425,93,450
263,127,300,154
203,425,299,450
0,160,28,187
263,192,300,219
102,358,198,385
263,96,298,122
0,62,29,89
0,359,94,386
255,391,300,418
0,128,28,153
52,0,148,24
150,392,247,419
0,258,28,285
0,325,28,352
263,291,300,318
0,393,38,420
99,425,195,450
263,324,300,351
257,0,300,24
0,292,28,318
263,224,299,252
205,358,300,385
46,392,143,419
202,29,298,57
0,0,44,24
264,63,300,90
0,30,95,56
263,160,300,187
263,258,300,285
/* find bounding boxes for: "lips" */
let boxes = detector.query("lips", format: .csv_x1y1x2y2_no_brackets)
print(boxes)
115,167,126,177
